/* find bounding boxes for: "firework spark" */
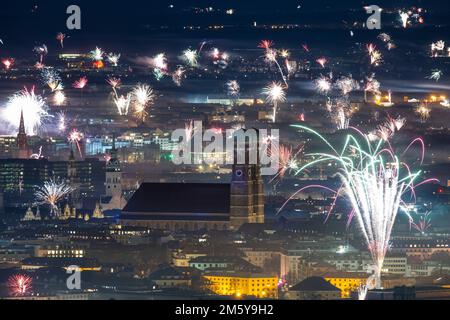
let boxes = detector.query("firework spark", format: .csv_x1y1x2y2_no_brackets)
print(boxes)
2,87,49,135
226,80,240,99
73,76,88,90
399,11,409,28
316,57,327,68
183,49,198,67
2,58,14,70
428,69,443,82
132,84,155,121
172,67,186,86
68,128,84,158
56,32,66,48
114,93,132,116
107,53,121,66
315,76,332,95
411,211,432,234
8,274,33,297
90,47,104,61
35,179,75,216
41,67,63,92
263,82,286,123
281,126,437,289
33,44,48,63
53,90,66,106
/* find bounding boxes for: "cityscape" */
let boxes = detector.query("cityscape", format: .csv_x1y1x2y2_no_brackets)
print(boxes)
1,0,450,304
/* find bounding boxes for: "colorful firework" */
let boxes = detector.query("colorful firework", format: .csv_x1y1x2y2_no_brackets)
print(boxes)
33,44,48,63
2,87,49,135
107,77,121,98
8,274,33,297
428,69,443,82
183,49,198,67
364,75,381,102
259,41,289,87
73,76,88,90
367,44,382,66
53,90,66,106
281,126,438,289
2,58,14,70
316,57,327,68
411,211,432,234
41,67,63,92
114,93,132,116
315,75,332,95
107,53,121,66
90,47,104,61
132,84,155,121
270,144,304,183
263,82,286,123
57,111,67,133
35,179,75,216
399,11,409,28
336,76,360,96
68,128,84,158
226,80,240,99
172,67,186,86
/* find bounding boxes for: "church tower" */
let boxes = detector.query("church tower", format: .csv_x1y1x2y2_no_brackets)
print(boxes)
16,109,31,159
105,135,122,198
229,129,265,230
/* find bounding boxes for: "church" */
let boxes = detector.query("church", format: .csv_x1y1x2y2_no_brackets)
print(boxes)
120,130,265,231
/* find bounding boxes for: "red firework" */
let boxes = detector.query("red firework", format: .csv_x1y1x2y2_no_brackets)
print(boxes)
8,274,33,297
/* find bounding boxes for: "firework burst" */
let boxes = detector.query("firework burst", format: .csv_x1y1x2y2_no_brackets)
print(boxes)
35,179,75,216
107,53,121,66
68,128,84,158
132,84,155,121
8,274,33,297
263,82,286,123
33,44,48,63
90,47,104,61
281,126,438,290
2,87,49,135
416,104,431,122
183,49,198,67
114,93,132,116
172,67,186,86
73,76,88,90
226,80,240,100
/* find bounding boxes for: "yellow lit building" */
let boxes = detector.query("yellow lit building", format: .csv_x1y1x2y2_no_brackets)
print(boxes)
204,273,278,299
324,273,367,299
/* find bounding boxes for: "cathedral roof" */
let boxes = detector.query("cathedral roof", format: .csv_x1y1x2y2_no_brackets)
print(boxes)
122,183,231,215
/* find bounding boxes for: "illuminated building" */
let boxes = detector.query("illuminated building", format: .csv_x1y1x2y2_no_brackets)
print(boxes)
15,110,31,159
323,273,367,298
204,272,278,299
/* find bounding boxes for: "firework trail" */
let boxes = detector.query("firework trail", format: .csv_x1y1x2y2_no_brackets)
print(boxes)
8,274,33,297
364,75,381,102
57,111,67,133
2,58,14,70
316,57,327,68
56,32,66,48
367,44,382,66
107,53,121,66
226,80,240,101
263,82,286,123
68,129,84,158
399,11,409,28
411,211,432,234
280,126,438,289
259,40,289,88
107,77,121,98
73,76,88,90
1,87,49,135
270,144,304,183
114,93,132,116
35,179,75,216
132,84,155,122
33,44,48,63
172,67,186,86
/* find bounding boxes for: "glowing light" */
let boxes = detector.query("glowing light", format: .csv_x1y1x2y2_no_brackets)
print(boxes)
183,49,198,67
35,179,75,216
107,53,121,66
8,275,32,297
73,76,88,90
56,32,66,48
263,82,286,122
2,87,49,135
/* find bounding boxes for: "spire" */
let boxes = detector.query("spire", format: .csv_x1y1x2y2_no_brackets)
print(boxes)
19,109,26,135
